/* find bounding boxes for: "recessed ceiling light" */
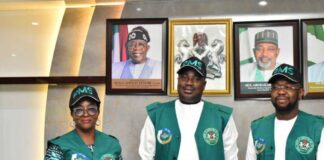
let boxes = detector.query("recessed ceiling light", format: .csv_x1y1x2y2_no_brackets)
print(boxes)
136,7,142,12
31,22,39,26
11,54,16,57
258,0,268,6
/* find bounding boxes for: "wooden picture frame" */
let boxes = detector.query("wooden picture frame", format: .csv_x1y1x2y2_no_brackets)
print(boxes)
168,19,232,96
233,20,300,99
106,18,168,95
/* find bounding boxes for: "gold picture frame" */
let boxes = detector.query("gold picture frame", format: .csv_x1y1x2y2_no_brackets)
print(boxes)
302,18,324,98
168,19,232,96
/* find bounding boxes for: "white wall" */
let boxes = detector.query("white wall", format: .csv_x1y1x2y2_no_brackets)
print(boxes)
0,85,48,159
0,7,63,160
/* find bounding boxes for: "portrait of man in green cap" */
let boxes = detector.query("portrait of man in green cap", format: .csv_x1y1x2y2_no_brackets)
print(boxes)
240,29,281,82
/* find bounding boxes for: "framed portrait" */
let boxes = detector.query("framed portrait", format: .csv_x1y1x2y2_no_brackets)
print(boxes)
168,19,232,96
106,18,168,95
233,20,300,99
302,18,324,98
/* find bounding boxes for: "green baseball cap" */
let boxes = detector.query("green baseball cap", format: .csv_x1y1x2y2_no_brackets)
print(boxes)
268,63,301,84
177,57,206,77
69,85,100,107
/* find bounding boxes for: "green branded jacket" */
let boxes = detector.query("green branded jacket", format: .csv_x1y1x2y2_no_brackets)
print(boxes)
251,111,323,160
147,100,232,160
47,129,122,160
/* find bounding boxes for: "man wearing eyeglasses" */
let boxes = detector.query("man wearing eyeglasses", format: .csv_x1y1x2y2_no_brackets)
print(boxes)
241,29,281,82
246,63,324,160
45,85,122,160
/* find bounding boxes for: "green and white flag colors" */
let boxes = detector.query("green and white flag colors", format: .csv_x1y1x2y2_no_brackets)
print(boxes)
306,24,324,66
239,26,294,66
306,24,324,90
239,27,254,65
112,24,128,63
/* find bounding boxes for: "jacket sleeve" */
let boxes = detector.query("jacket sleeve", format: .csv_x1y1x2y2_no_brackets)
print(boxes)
245,130,257,160
317,128,324,159
44,143,64,160
138,116,156,160
222,115,239,160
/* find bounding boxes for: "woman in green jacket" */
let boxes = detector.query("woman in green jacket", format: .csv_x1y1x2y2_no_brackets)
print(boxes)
45,85,122,160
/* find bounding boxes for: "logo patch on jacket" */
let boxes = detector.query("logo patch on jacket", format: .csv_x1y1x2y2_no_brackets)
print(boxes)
295,136,314,154
203,128,219,145
100,153,115,160
254,137,266,154
157,128,173,144
71,153,90,160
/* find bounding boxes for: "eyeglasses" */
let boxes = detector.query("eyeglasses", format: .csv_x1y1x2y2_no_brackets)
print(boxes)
271,85,300,91
73,105,98,117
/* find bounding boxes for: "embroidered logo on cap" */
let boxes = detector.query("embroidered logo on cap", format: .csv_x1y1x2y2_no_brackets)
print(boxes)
268,63,301,84
273,65,294,76
182,59,203,70
295,136,314,154
72,86,94,99
157,128,173,145
203,128,219,145
254,137,266,154
177,57,207,77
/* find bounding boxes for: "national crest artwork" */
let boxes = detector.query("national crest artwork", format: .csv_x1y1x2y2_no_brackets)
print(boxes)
174,32,226,79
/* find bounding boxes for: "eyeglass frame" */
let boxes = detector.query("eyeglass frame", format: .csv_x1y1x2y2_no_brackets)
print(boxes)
271,85,301,92
72,105,99,117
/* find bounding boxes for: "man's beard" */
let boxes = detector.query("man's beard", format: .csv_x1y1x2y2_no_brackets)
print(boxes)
257,58,272,70
271,97,298,114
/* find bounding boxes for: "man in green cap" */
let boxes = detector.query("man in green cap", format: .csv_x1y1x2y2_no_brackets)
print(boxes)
241,29,281,82
246,63,324,160
139,57,238,160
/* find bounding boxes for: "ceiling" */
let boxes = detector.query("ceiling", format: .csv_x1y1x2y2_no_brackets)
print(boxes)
121,0,324,18
0,0,324,14
0,0,324,77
